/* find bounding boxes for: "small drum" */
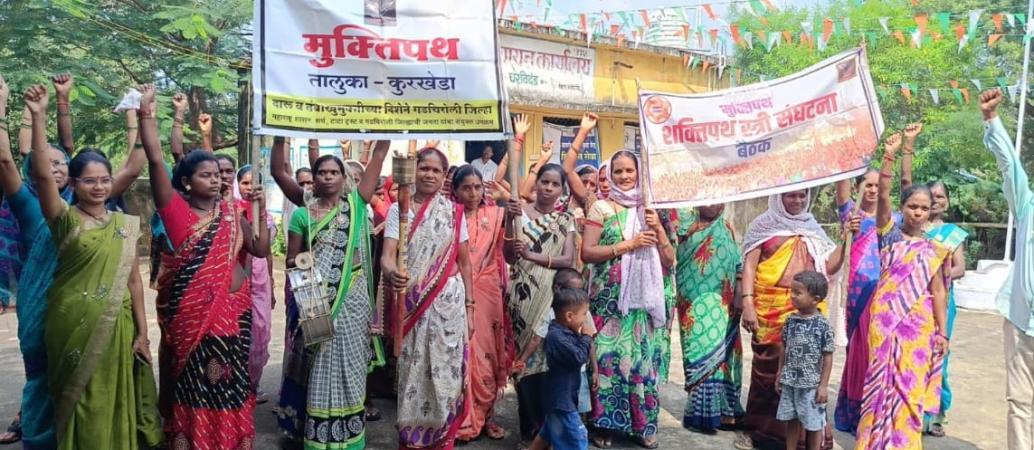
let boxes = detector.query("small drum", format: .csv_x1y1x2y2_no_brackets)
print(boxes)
288,252,334,346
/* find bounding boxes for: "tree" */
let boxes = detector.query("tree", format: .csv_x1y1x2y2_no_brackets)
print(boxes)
0,0,252,165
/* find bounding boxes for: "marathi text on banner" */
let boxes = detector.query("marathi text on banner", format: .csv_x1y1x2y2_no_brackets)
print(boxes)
254,0,507,139
500,35,596,105
541,122,601,167
637,48,884,208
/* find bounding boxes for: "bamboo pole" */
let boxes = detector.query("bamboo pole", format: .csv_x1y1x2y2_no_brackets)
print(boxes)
392,146,417,357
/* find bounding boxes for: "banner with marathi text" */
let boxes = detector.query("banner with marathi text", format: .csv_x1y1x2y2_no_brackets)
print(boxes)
254,0,508,139
637,48,884,208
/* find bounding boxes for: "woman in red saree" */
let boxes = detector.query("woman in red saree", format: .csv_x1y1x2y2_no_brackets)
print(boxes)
452,165,514,442
138,86,271,449
382,147,475,450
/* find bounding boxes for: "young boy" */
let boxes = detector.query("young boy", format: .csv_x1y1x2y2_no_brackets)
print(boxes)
539,287,593,450
776,270,835,450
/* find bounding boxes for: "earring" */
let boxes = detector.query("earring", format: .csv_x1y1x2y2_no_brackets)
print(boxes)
186,185,191,192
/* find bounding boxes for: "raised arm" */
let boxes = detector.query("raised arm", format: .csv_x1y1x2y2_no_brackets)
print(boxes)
198,113,213,152
877,133,902,229
17,105,31,156
272,136,305,206
360,140,373,166
358,141,390,202
835,179,852,208
519,142,553,202
900,122,921,190
110,107,147,198
137,84,174,209
52,74,74,153
240,186,271,258
565,112,598,204
981,88,1033,218
25,85,64,221
0,75,21,195
308,138,320,168
170,93,188,163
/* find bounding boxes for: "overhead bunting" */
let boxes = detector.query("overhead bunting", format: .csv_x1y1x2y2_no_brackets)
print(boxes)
744,31,754,49
990,34,1003,46
915,14,928,36
822,18,834,43
879,17,890,34
993,13,1004,32
703,3,718,20
893,30,906,45
767,32,781,51
731,23,743,45
968,9,984,39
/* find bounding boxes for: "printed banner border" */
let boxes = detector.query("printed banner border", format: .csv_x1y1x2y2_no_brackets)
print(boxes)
253,0,511,139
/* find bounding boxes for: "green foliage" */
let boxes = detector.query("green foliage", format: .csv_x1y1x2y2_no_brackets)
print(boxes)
732,0,1029,230
0,0,252,166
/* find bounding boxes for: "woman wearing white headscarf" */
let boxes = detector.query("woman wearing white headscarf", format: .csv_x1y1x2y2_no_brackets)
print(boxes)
582,150,675,449
734,190,857,450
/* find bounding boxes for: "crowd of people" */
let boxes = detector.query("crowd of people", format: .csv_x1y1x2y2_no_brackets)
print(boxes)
0,72,1031,450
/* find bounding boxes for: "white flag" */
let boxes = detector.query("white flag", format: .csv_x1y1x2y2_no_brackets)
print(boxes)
879,17,890,34
971,79,982,91
767,32,780,51
929,88,940,105
843,17,852,35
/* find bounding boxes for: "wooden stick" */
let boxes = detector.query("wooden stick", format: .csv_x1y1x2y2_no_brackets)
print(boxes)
393,146,417,357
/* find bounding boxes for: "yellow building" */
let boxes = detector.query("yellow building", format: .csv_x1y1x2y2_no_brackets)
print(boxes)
497,19,727,170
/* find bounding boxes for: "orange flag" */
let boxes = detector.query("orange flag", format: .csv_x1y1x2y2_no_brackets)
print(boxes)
758,30,768,42
682,24,690,39
683,54,690,66
702,60,711,73
703,4,718,20
709,28,719,46
731,24,742,45
759,16,769,26
498,0,508,15
901,85,912,102
960,87,970,103
993,13,1004,32
950,79,960,89
954,22,965,41
618,34,626,47
760,0,777,10
932,32,942,41
989,34,1003,46
640,10,651,28
783,30,793,44
579,14,588,33
822,18,834,43
911,0,919,5
893,30,906,45
915,14,928,36
611,24,621,36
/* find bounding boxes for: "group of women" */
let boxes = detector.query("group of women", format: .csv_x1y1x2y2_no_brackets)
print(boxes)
0,71,965,450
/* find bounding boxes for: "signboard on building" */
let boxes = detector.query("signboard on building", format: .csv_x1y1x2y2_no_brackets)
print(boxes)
253,0,507,139
541,122,601,167
500,34,596,105
638,48,883,208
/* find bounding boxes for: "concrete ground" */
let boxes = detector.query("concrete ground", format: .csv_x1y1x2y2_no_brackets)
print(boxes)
0,263,1007,449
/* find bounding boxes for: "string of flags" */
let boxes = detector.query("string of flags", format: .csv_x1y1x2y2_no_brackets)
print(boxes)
500,1,1034,55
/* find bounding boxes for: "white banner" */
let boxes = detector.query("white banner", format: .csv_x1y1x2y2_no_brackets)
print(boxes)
638,48,884,208
500,35,596,105
253,0,508,139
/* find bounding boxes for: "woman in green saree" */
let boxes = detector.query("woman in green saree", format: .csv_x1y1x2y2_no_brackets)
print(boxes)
25,84,161,449
272,136,390,449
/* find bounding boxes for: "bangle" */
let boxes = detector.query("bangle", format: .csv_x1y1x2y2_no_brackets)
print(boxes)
0,123,7,131
742,294,755,298
126,126,138,131
20,123,31,129
546,256,552,269
514,136,525,144
465,298,475,307
610,245,619,257
879,172,892,179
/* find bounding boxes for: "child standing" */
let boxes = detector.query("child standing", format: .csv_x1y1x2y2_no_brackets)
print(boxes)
539,287,593,450
776,271,835,450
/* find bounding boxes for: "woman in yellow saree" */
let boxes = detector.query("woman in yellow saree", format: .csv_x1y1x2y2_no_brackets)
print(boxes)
737,190,855,450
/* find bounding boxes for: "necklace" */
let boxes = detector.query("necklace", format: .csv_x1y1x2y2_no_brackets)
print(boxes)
532,203,552,216
76,204,108,221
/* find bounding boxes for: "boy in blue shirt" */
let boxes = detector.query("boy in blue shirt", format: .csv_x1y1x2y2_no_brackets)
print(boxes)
539,287,593,450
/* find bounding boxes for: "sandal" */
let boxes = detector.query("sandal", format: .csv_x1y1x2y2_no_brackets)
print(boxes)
635,436,659,449
364,405,382,422
927,423,946,437
590,434,613,449
0,414,21,445
732,432,754,450
484,421,506,440
515,440,531,450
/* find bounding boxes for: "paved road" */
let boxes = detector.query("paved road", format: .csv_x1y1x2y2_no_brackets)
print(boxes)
0,264,1005,449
